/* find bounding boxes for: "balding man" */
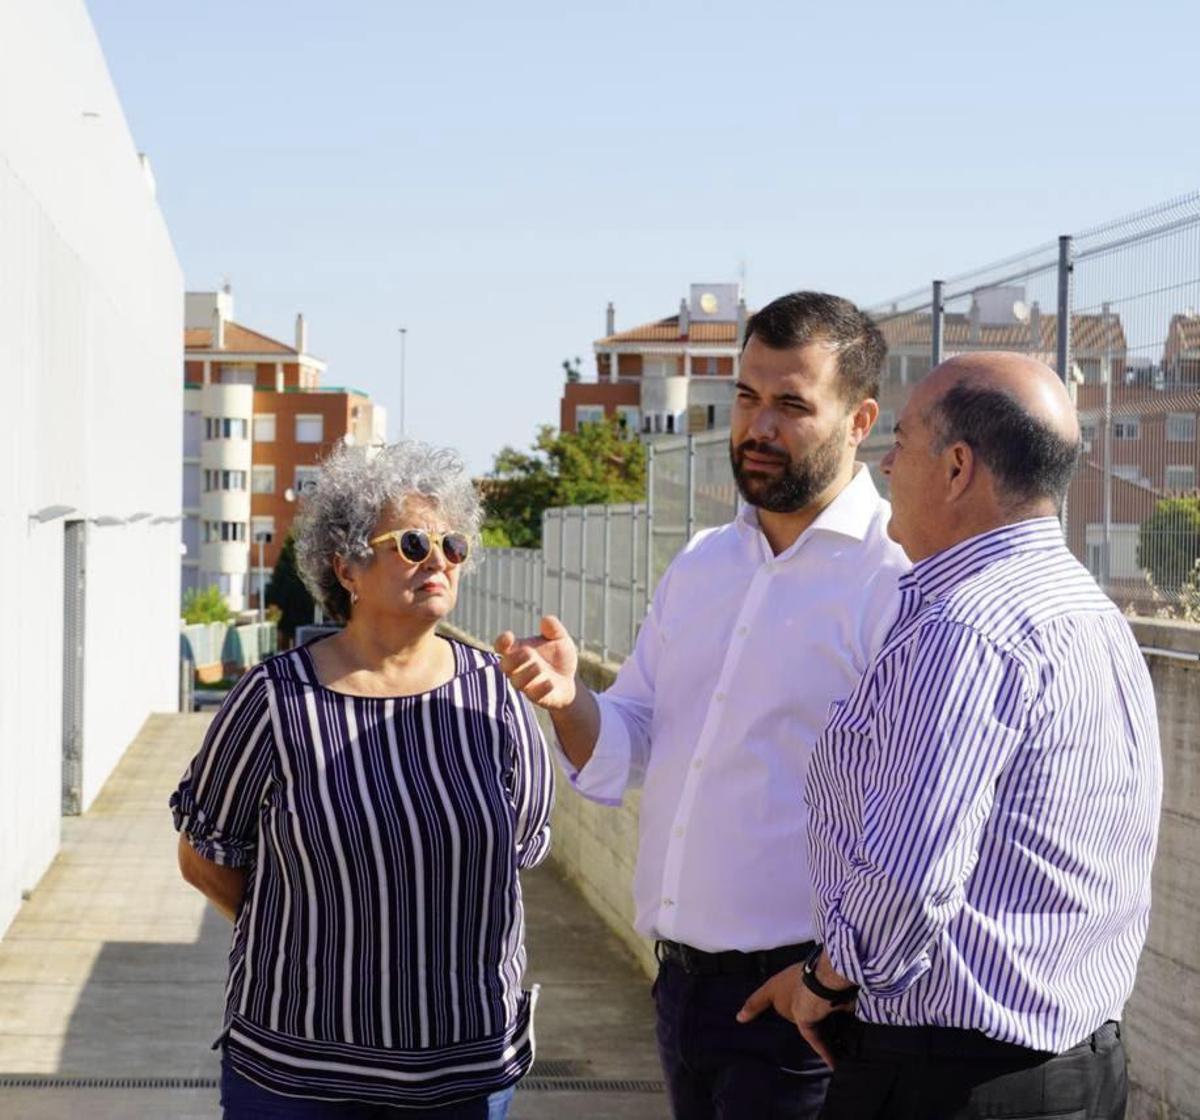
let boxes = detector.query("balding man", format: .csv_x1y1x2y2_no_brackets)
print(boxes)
739,353,1162,1118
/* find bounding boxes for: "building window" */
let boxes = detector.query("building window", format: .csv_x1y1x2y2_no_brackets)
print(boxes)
1167,412,1197,442
254,414,276,442
575,405,605,428
295,466,322,495
296,414,324,443
252,466,276,494
704,357,719,375
1112,465,1142,483
251,516,276,543
204,520,246,543
616,406,640,435
1112,417,1140,441
183,411,203,458
219,364,256,386
206,416,248,440
1080,422,1098,449
1166,465,1197,491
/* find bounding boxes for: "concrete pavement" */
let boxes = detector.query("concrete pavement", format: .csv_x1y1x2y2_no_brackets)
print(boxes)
0,713,666,1118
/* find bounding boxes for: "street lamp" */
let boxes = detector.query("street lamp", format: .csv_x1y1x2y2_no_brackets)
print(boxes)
398,327,407,439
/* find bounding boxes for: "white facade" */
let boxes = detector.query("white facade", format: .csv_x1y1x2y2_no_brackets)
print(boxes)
0,2,183,934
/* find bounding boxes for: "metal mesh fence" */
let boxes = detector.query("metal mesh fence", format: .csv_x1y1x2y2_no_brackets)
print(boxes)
864,191,1200,619
455,191,1200,660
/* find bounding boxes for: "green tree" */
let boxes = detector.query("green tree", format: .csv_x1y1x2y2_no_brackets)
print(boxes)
181,585,232,625
482,419,646,548
1137,496,1200,593
265,533,316,641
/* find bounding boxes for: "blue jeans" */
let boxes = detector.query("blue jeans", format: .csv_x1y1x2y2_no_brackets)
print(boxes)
220,1055,515,1119
654,958,832,1119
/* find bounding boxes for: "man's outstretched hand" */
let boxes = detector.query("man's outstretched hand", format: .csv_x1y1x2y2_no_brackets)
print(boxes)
494,615,579,710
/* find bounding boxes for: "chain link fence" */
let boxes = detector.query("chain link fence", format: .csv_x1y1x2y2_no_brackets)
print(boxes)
866,191,1200,619
457,191,1200,655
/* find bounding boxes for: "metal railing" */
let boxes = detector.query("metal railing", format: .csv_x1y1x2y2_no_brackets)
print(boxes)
457,192,1200,652
865,191,1200,618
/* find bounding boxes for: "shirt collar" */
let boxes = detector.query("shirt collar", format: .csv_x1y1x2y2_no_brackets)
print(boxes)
904,516,1066,603
736,463,883,553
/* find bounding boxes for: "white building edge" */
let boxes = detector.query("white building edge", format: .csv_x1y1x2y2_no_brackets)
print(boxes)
0,2,183,934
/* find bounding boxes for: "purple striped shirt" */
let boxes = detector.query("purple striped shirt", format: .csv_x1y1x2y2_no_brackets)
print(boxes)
170,638,553,1107
806,518,1162,1053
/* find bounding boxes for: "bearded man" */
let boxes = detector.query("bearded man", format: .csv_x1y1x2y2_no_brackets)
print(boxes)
495,291,909,1119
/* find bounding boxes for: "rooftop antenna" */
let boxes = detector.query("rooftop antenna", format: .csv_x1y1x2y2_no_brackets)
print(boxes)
738,257,748,300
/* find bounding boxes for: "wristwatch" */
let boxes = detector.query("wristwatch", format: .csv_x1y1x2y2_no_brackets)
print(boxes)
801,943,859,1006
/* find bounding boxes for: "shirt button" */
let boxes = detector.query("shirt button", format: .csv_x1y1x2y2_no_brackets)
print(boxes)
673,826,684,838
662,898,675,908
715,692,726,703
692,758,704,769
737,626,748,637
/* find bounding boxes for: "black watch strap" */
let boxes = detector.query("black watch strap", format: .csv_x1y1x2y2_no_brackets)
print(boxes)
801,943,859,1006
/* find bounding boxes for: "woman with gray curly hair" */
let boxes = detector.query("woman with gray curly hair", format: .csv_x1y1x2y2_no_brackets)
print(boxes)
170,441,553,1120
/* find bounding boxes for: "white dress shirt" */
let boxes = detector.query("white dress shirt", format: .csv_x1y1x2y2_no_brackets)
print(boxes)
559,465,910,953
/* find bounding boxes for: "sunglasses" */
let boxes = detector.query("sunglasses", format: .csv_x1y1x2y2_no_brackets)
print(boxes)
368,528,471,566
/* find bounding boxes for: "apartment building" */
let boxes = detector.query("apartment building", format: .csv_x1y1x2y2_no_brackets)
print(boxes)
183,291,386,610
561,283,747,438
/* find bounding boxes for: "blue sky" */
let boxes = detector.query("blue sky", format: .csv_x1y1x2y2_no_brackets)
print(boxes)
88,0,1198,473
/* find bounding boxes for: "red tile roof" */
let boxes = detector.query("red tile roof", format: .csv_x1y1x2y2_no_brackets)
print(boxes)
184,321,299,355
598,315,743,346
876,312,1127,355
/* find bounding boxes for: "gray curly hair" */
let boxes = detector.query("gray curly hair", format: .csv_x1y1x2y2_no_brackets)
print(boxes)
293,440,483,622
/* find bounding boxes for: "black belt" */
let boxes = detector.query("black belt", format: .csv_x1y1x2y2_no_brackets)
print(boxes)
655,938,815,979
848,1019,1121,1061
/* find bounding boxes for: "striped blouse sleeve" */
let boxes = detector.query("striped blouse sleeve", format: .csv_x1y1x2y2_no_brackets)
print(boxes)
503,680,555,870
169,665,275,869
821,620,1029,997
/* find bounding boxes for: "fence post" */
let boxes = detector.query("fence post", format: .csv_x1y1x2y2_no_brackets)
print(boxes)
931,279,944,367
1101,301,1113,589
1056,235,1073,383
578,507,589,653
601,505,612,661
645,445,656,616
685,434,696,541
629,504,640,654
557,510,566,621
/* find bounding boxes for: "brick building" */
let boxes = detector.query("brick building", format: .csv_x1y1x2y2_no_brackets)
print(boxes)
561,283,748,439
183,289,386,611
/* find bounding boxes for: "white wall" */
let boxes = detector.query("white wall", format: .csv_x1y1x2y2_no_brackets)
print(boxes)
0,0,183,934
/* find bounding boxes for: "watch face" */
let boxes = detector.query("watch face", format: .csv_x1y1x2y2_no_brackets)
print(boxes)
699,292,719,315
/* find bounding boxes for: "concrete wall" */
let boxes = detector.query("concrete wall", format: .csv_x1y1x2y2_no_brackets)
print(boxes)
0,1,183,934
1124,618,1200,1120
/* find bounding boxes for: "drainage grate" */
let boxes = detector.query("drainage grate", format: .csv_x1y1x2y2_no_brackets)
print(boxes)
0,1071,665,1095
521,1078,665,1093
0,1077,220,1089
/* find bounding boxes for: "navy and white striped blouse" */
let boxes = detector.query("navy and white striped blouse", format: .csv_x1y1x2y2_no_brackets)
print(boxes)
807,518,1162,1054
170,637,554,1107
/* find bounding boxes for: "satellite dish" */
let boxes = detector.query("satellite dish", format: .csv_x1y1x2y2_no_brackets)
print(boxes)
1012,300,1030,323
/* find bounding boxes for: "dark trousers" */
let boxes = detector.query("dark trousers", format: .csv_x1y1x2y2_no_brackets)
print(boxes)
220,1055,515,1119
819,1018,1127,1120
653,956,832,1120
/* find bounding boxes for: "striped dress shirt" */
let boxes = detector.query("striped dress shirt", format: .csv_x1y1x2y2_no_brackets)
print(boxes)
807,518,1162,1054
170,638,553,1107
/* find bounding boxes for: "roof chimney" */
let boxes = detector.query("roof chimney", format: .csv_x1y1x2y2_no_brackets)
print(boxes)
679,298,690,338
605,301,615,336
211,305,225,350
295,313,308,354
